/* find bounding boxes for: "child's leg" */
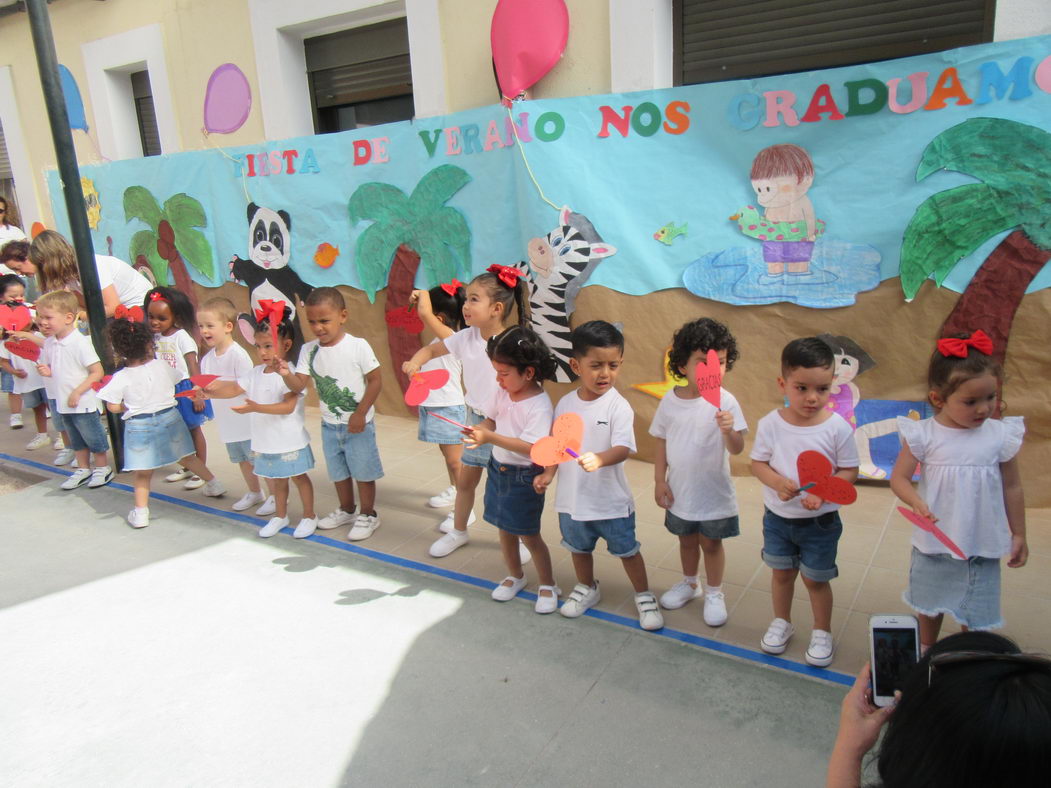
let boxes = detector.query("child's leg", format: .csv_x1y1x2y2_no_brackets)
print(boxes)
801,576,833,632
571,552,595,586
271,478,290,518
620,553,650,593
438,443,462,487
189,425,207,464
133,470,153,508
771,568,798,621
292,473,315,519
498,529,524,579
356,480,376,516
8,392,21,416
919,613,944,649
238,460,261,493
59,429,70,447
32,402,48,433
678,533,701,579
91,450,109,470
74,448,90,467
334,478,356,512
699,536,726,587
179,453,216,482
519,533,554,587
452,464,483,532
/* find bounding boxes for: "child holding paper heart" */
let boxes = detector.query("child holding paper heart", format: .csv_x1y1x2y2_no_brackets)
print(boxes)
890,331,1027,652
750,337,859,667
650,318,747,628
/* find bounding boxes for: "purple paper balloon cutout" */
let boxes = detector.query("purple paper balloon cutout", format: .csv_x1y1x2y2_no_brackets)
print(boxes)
203,63,252,134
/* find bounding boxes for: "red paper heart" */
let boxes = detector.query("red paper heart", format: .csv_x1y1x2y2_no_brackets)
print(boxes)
385,306,424,334
695,348,721,409
90,374,113,393
796,450,857,505
896,507,966,560
0,303,32,332
189,374,219,388
403,369,451,407
4,338,40,362
530,413,583,466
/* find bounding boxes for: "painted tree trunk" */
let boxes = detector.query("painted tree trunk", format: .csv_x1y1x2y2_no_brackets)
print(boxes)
386,244,423,413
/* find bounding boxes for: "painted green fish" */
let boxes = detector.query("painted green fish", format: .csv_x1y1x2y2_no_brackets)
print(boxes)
307,345,359,418
654,222,688,245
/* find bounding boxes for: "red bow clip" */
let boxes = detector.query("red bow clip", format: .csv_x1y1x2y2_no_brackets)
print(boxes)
254,299,286,349
486,264,524,289
937,330,993,358
114,304,144,322
148,291,167,303
440,279,463,297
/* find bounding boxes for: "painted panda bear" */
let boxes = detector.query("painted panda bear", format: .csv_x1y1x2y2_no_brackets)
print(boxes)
229,203,314,359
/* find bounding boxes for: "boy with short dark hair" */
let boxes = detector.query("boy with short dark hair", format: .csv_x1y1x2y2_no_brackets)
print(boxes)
750,337,859,667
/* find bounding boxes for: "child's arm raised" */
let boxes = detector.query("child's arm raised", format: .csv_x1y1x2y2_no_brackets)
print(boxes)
410,290,456,340
232,390,298,416
402,340,449,378
275,359,308,394
653,438,673,509
68,362,103,408
5,331,44,346
347,367,382,434
751,459,801,502
1001,456,1027,568
889,445,935,521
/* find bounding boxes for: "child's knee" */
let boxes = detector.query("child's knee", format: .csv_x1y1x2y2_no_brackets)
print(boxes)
699,536,723,554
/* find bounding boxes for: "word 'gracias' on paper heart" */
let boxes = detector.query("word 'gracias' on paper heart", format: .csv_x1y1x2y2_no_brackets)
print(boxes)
695,348,721,409
3,338,40,362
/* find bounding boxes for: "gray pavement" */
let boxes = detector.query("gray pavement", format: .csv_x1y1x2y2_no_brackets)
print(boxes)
0,459,847,787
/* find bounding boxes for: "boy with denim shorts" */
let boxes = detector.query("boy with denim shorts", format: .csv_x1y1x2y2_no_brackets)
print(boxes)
750,337,858,667
294,287,383,541
534,321,664,630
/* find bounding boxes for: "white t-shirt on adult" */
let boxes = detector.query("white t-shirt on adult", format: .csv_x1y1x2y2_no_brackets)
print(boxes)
154,329,198,380
553,388,637,521
43,330,101,414
0,332,45,394
443,326,497,415
649,387,748,521
486,387,553,466
237,365,308,455
97,359,180,419
750,410,859,519
421,337,464,408
94,254,152,309
201,342,254,443
298,334,380,425
898,416,1024,559
0,224,27,275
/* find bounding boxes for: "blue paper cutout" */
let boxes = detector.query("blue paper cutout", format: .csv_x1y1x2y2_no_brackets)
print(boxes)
58,64,88,132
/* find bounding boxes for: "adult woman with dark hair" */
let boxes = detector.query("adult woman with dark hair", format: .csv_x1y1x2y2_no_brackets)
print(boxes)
0,196,27,276
827,631,1051,787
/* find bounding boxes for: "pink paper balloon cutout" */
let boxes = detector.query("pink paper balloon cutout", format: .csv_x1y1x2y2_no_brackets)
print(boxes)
203,63,252,134
491,0,568,103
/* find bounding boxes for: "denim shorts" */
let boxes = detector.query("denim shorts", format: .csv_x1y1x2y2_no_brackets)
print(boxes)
174,379,213,429
63,410,109,454
904,547,1002,630
123,406,195,471
48,398,65,432
21,387,46,410
0,370,13,393
225,438,254,464
253,444,315,479
665,510,740,540
483,457,545,535
559,511,640,558
461,408,493,468
761,507,842,582
418,404,468,445
321,420,383,483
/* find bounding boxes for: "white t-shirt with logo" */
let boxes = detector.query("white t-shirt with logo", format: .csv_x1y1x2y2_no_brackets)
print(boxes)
443,326,497,415
201,342,254,443
154,329,198,380
237,365,309,455
94,254,152,309
97,359,180,419
0,332,45,394
486,387,553,466
43,330,101,414
649,387,748,521
553,388,637,521
298,334,380,425
420,337,464,408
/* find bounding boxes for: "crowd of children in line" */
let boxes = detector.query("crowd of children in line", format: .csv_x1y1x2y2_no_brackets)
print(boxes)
0,264,1028,668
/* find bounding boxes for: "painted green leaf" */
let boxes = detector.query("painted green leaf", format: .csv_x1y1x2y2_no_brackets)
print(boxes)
130,229,166,283
355,224,403,302
348,182,410,226
410,164,471,215
172,225,215,279
124,185,162,230
164,193,208,230
417,207,472,278
415,234,458,289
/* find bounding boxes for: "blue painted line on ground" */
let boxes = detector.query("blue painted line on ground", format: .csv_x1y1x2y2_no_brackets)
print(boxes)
1,451,854,687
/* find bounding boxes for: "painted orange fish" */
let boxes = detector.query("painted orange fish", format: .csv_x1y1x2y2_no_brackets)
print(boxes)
314,242,339,268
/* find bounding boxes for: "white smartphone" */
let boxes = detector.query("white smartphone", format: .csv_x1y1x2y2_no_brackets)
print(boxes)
869,614,920,707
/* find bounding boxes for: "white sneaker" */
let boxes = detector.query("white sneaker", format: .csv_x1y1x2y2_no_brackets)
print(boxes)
317,507,356,530
183,475,205,490
293,517,318,539
53,448,75,466
347,512,380,541
702,588,728,627
429,528,469,557
518,540,532,565
202,478,226,497
660,579,702,610
534,585,561,614
259,516,289,538
491,575,527,602
9,413,23,429
805,629,835,667
256,495,276,516
52,436,65,451
427,485,457,508
635,592,665,631
232,491,265,512
438,509,476,533
87,467,114,488
165,468,192,482
25,433,51,450
60,468,92,490
761,618,795,654
560,582,601,618
127,507,150,529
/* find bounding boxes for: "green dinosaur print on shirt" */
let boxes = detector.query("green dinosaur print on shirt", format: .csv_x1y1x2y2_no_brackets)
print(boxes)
308,345,359,419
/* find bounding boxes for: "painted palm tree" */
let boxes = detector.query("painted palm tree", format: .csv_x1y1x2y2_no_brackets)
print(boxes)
124,186,215,309
901,118,1051,368
349,164,472,401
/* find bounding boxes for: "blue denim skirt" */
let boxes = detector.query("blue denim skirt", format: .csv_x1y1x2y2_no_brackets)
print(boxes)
482,457,545,535
904,547,1002,630
254,444,315,479
123,406,195,471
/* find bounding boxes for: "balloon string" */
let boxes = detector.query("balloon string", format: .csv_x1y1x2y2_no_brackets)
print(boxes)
505,105,559,212
199,130,252,205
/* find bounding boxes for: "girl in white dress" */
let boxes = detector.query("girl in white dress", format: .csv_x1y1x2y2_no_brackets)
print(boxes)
890,330,1027,651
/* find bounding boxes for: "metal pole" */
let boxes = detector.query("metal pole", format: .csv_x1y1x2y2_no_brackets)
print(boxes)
25,0,123,467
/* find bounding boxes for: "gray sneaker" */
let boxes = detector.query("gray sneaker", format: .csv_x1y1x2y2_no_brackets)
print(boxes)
560,582,601,618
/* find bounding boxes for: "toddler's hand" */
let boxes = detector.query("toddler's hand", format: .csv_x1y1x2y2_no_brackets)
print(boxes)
533,471,555,494
1008,534,1029,568
801,493,823,511
462,426,488,450
192,395,206,413
275,359,292,377
232,398,257,414
402,360,420,378
347,411,366,434
67,391,81,408
13,369,27,379
654,480,674,509
576,451,602,473
776,477,799,502
37,364,52,377
911,501,937,523
410,289,432,315
715,409,734,434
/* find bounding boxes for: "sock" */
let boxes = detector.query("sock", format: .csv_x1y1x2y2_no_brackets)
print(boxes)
683,575,699,587
705,584,722,595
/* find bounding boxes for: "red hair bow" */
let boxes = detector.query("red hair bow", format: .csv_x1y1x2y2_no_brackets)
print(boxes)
114,304,144,322
148,291,167,303
487,264,524,289
440,279,463,297
254,299,286,349
937,330,993,358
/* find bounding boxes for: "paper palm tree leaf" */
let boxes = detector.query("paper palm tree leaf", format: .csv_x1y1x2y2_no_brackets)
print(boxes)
163,193,208,229
416,206,472,275
355,223,404,303
415,235,459,289
900,183,1016,299
348,182,410,225
123,185,162,230
1020,215,1051,251
171,225,215,280
408,165,471,217
130,229,166,283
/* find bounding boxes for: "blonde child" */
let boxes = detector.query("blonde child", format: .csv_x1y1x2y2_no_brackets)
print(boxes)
197,296,272,514
409,282,467,509
464,326,559,613
890,331,1026,651
296,287,383,541
97,317,225,527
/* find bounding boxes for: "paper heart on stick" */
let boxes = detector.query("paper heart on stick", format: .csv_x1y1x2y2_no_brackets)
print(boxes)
0,303,32,332
530,412,583,466
896,506,966,560
695,348,722,409
404,369,450,407
796,450,857,505
189,374,219,389
4,338,40,362
90,374,113,393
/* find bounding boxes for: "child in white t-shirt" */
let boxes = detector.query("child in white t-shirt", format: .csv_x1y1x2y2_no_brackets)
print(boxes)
535,321,663,631
750,337,859,668
650,318,748,627
197,297,270,514
0,324,53,451
295,288,383,541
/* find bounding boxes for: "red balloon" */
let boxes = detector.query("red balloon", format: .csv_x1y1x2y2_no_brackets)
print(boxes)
491,0,569,104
